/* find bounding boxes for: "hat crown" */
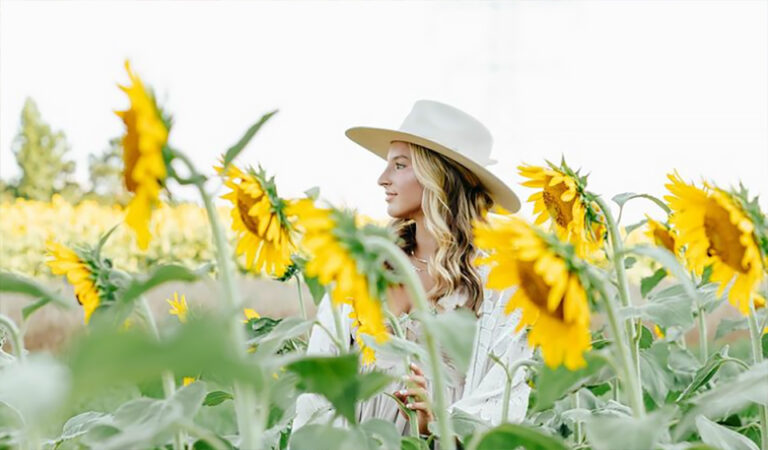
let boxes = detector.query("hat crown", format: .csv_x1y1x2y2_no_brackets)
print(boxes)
398,100,495,166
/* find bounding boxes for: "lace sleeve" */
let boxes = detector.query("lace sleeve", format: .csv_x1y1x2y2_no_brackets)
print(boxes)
292,292,352,430
449,287,533,426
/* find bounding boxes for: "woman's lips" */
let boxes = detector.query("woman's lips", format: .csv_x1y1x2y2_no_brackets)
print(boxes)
385,193,397,202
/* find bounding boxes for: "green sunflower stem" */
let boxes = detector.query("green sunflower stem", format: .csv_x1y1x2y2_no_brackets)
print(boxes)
0,314,24,363
137,298,183,450
488,355,536,424
747,298,768,450
384,307,420,438
172,150,261,450
592,278,646,418
295,275,309,342
593,196,641,383
365,236,456,450
697,307,708,363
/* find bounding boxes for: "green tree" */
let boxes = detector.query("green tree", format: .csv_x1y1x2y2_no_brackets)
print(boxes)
11,98,77,200
87,136,128,205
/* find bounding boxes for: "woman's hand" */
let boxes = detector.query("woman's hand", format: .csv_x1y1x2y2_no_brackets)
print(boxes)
393,362,434,436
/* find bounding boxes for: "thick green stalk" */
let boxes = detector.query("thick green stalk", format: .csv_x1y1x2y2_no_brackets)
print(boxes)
697,307,708,363
593,196,641,384
137,298,184,450
573,391,583,445
173,152,260,450
747,299,768,450
365,236,456,450
383,307,419,437
592,277,646,417
295,275,309,342
0,314,24,362
330,300,347,353
488,356,536,424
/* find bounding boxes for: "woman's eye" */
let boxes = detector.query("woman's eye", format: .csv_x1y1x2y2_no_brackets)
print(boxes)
395,163,405,169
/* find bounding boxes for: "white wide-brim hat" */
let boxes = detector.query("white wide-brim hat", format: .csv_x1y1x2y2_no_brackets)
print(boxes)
345,99,520,213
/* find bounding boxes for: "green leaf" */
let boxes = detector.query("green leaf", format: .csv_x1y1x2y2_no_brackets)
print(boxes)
532,352,607,411
0,271,72,308
624,219,648,235
21,297,50,320
286,353,392,423
471,423,568,450
624,256,637,269
584,408,674,450
222,110,279,167
56,411,114,443
289,424,367,450
203,390,233,407
714,317,748,340
426,308,477,374
360,418,400,450
120,265,198,305
639,325,653,349
622,284,694,329
303,275,327,306
695,415,759,450
762,333,768,359
639,348,673,405
675,361,768,439
400,436,429,450
668,345,701,376
361,334,428,363
612,192,670,213
641,268,667,297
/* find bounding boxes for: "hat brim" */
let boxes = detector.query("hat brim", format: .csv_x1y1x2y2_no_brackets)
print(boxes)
345,126,521,213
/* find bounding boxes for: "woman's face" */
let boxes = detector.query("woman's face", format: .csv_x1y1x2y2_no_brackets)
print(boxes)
377,141,424,219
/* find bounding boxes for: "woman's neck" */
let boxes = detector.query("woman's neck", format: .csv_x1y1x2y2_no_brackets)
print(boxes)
411,212,438,261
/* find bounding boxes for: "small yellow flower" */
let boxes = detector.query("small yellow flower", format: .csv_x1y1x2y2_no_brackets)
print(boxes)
287,198,389,365
46,241,102,324
219,163,296,277
665,172,765,315
518,161,606,258
653,324,665,339
242,307,261,323
115,60,169,250
182,377,195,386
473,215,592,370
166,292,188,323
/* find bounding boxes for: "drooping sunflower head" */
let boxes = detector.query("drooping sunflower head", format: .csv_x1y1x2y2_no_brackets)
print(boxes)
665,172,767,314
115,60,171,250
473,215,593,370
644,215,679,255
518,158,606,258
287,198,394,364
46,241,117,324
219,162,297,278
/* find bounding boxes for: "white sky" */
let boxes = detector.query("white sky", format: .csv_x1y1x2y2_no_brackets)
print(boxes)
1,0,766,225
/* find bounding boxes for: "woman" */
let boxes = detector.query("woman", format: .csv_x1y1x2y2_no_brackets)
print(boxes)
293,100,532,439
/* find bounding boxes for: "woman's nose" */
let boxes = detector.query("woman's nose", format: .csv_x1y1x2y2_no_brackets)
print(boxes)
377,169,390,188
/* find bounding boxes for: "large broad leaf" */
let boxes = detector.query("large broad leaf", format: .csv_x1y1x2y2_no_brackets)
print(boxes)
584,408,674,450
0,355,70,424
222,110,279,167
91,382,207,450
714,317,748,340
119,265,198,305
641,268,667,297
695,415,759,450
289,424,369,450
360,418,401,450
622,284,694,329
532,352,608,411
469,423,568,450
675,361,768,438
286,353,393,423
65,315,262,396
639,347,674,406
426,308,477,374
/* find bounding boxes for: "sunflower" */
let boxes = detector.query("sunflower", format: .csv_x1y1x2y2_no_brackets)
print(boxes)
644,216,678,255
242,308,261,323
115,60,170,250
219,163,296,278
286,198,389,365
166,292,188,323
46,241,102,323
473,215,592,370
665,172,766,315
518,160,606,258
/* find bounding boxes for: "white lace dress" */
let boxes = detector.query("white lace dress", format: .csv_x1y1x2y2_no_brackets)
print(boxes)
292,266,532,438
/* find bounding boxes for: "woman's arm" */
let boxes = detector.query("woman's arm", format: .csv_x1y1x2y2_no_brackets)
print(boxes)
292,292,352,430
449,288,533,426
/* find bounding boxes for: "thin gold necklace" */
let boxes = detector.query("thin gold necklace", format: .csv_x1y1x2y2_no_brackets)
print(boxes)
409,250,429,272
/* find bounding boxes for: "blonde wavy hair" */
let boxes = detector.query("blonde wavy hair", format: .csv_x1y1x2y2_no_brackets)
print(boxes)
389,142,494,315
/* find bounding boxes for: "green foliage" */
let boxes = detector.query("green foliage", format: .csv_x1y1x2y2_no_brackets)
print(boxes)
11,98,78,201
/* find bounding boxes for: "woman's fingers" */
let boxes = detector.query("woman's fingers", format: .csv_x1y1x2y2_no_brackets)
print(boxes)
409,362,424,376
394,387,427,401
402,374,427,388
405,401,429,412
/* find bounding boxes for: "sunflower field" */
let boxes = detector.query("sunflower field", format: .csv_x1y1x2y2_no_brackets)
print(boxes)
1,61,767,450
